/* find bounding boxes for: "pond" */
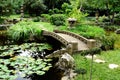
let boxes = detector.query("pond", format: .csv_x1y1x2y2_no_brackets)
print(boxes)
0,42,59,80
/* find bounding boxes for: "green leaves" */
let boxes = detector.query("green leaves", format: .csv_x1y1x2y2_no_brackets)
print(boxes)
0,56,52,79
50,14,66,26
0,42,52,80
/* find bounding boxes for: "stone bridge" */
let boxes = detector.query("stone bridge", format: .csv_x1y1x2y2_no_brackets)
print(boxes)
42,30,96,53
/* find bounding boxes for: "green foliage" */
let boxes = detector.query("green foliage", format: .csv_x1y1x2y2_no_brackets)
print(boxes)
102,25,119,31
56,25,68,30
68,25,105,39
0,30,7,45
33,17,41,22
23,14,30,18
73,49,120,80
0,57,52,80
7,21,42,43
68,8,88,23
69,0,88,23
48,8,63,14
44,0,70,10
41,14,51,22
115,34,120,49
114,18,120,25
99,34,117,50
50,14,66,26
0,0,12,16
0,18,4,24
0,43,52,80
24,0,47,15
10,0,24,13
81,48,101,56
62,3,73,14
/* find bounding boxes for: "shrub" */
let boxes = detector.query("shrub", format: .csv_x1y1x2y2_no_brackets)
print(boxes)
102,25,119,31
50,14,66,26
0,18,4,24
62,3,72,14
41,14,51,22
81,48,101,56
33,17,41,22
0,31,8,45
7,21,43,43
23,14,30,18
99,34,117,50
68,8,88,23
49,8,63,14
114,18,120,25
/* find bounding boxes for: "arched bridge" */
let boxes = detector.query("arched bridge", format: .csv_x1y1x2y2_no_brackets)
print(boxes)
42,30,96,52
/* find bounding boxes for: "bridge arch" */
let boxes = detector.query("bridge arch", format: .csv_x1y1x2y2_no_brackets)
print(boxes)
42,30,96,52
42,30,69,47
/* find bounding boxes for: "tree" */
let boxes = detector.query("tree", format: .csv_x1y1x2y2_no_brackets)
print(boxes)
24,0,46,16
0,0,12,17
68,0,88,23
44,0,70,11
107,0,120,23
85,0,120,23
10,0,24,14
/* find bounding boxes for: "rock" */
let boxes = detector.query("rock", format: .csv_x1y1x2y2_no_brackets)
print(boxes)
109,64,119,69
56,53,75,70
94,59,106,63
85,54,97,59
61,70,77,80
55,53,75,80
115,29,120,34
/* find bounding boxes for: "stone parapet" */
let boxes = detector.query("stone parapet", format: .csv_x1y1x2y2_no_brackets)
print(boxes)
54,30,96,49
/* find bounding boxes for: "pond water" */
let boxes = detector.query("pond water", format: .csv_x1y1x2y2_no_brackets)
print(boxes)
0,42,57,80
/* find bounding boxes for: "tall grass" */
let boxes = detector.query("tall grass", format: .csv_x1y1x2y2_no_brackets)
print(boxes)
7,20,54,43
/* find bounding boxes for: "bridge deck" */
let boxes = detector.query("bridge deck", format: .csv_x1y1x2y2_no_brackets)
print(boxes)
56,33,89,51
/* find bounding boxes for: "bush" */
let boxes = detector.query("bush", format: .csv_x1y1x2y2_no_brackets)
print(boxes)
50,14,66,26
102,25,119,31
41,14,51,22
81,48,101,56
99,15,109,22
0,18,4,24
49,8,63,14
33,17,41,22
99,34,117,50
114,18,120,25
68,8,88,23
62,3,72,14
0,31,8,45
7,21,43,43
24,14,30,18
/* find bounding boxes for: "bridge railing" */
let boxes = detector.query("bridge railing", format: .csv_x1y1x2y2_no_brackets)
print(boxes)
42,30,69,46
54,30,96,49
